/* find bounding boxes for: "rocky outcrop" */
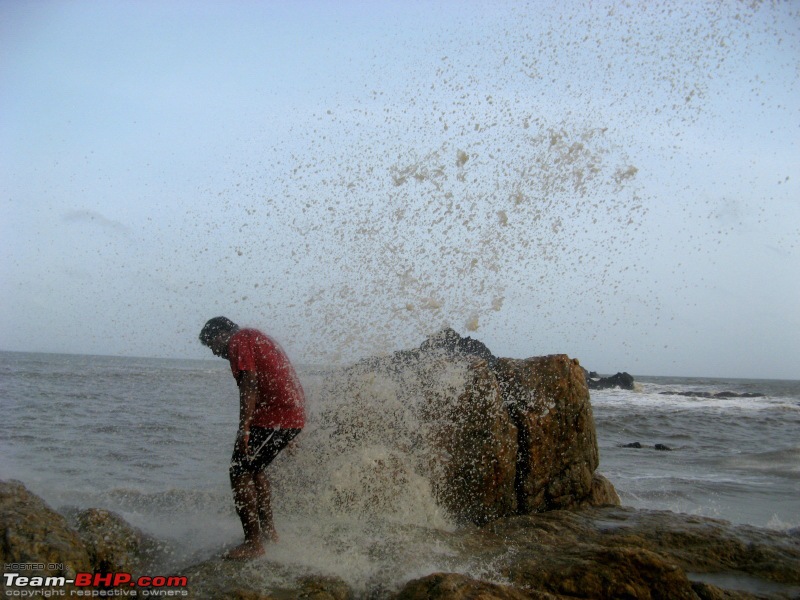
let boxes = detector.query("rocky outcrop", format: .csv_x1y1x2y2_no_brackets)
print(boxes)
4,480,798,599
394,507,800,599
418,327,497,365
339,339,616,524
394,573,538,599
317,331,616,526
622,442,673,451
586,371,635,390
492,507,800,599
177,558,353,599
358,328,497,372
0,480,91,580
72,508,163,574
1,481,168,595
493,355,601,513
171,506,800,598
660,391,765,399
427,359,518,524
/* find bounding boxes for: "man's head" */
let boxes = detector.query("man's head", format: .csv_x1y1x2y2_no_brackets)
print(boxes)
199,316,240,359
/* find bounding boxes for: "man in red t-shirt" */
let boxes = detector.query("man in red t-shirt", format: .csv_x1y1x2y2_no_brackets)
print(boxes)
199,316,305,560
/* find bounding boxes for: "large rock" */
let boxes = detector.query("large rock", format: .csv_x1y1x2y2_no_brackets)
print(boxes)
391,506,800,599
481,507,800,599
494,354,600,513
319,334,615,525
1,481,165,591
0,480,91,580
426,359,518,525
73,508,163,574
311,354,519,526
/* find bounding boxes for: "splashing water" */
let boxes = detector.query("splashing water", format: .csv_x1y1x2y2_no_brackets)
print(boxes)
164,0,798,373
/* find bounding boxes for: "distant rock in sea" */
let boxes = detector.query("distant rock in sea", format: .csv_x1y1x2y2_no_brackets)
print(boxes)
659,390,765,399
621,442,673,451
585,370,636,390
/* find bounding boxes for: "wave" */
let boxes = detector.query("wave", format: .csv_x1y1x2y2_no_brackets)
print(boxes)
723,446,800,477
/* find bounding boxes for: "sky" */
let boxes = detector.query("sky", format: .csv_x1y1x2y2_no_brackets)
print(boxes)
1,0,798,379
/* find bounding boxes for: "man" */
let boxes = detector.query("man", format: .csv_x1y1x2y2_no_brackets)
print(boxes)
199,316,305,560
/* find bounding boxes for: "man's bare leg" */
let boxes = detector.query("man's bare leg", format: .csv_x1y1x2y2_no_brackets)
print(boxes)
254,471,279,542
225,470,265,560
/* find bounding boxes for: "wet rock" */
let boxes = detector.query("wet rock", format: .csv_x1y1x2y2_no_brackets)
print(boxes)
479,506,800,599
392,572,546,599
419,327,497,365
508,545,699,599
428,359,519,525
586,371,635,390
0,480,91,580
309,354,518,525
659,391,765,399
73,508,163,574
178,556,353,599
623,442,643,448
494,354,603,513
392,507,799,599
622,442,673,451
324,340,616,525
581,473,622,507
357,327,496,373
689,580,758,599
6,473,800,599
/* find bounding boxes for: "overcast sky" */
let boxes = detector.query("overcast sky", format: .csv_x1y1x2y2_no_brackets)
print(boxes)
1,0,798,378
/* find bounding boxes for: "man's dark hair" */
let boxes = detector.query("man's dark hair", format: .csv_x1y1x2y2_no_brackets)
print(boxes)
199,316,240,346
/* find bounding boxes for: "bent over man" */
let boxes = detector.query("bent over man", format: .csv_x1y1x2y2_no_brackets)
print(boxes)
199,316,305,560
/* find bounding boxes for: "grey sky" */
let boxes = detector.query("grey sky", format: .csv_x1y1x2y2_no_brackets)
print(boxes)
1,1,798,378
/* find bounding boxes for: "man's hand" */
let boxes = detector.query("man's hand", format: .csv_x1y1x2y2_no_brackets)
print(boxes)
283,438,299,457
237,371,259,455
235,429,251,456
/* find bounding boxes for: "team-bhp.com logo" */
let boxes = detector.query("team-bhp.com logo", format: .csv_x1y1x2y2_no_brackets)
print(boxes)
3,569,188,597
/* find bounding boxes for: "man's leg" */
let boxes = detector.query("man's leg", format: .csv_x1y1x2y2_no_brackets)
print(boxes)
225,467,265,559
254,470,278,542
235,428,299,551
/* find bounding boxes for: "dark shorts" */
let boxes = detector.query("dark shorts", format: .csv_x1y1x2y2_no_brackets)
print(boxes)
230,427,301,477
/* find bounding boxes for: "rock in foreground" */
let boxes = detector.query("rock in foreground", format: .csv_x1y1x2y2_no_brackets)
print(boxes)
4,479,798,598
394,507,800,600
0,480,91,580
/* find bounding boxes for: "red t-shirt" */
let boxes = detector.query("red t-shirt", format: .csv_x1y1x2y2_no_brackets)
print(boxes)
227,328,305,429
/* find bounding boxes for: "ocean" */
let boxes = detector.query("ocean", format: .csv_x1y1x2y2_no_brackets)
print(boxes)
1,350,798,591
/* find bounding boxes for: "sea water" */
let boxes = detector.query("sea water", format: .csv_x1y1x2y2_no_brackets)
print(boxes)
595,376,800,530
1,351,798,591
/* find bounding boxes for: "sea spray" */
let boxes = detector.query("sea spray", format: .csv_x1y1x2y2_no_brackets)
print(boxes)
271,352,473,529
229,353,517,592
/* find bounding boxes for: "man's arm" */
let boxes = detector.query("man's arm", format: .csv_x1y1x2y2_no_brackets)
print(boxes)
237,371,259,452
